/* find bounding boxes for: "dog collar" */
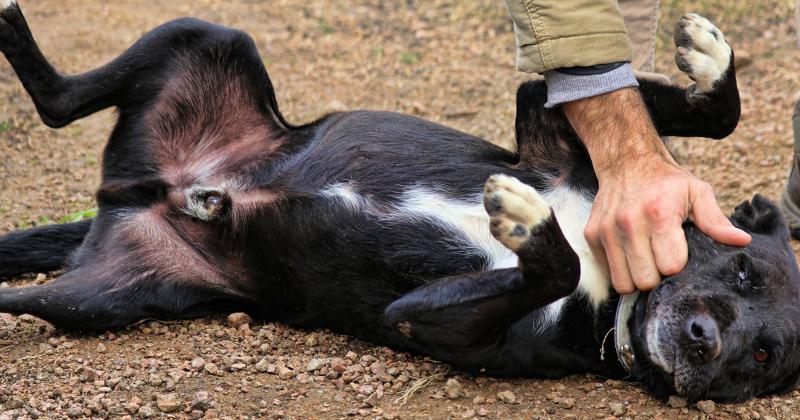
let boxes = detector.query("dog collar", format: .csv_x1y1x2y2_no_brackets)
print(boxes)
614,291,639,374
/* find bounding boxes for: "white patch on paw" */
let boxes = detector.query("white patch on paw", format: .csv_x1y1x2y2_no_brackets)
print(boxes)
483,174,551,252
0,0,16,11
675,14,731,93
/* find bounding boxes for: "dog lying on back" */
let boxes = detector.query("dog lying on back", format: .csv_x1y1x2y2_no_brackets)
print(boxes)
1,1,799,402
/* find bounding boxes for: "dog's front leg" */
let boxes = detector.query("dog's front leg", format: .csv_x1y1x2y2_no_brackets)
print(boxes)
385,174,579,354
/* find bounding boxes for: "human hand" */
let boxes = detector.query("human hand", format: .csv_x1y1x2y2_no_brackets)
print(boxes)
585,155,751,293
562,87,751,293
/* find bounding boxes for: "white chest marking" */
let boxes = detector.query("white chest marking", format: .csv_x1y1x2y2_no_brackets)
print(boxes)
319,182,611,330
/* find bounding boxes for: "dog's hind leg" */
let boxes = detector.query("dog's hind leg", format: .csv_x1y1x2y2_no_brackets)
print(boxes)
0,220,92,279
0,1,286,130
636,14,739,139
385,174,580,354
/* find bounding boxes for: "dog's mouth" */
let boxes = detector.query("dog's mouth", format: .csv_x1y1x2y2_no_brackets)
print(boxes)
623,282,720,400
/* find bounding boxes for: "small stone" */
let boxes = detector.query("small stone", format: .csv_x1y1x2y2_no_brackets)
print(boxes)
156,393,182,413
496,390,516,404
226,312,252,328
472,395,485,404
125,397,142,414
559,397,576,409
137,405,157,418
230,362,246,371
331,358,347,374
462,409,476,419
156,394,181,413
608,402,625,416
190,391,212,411
204,362,224,376
191,357,206,371
364,392,381,407
96,343,107,353
66,405,83,418
667,395,687,408
255,358,270,372
305,334,319,347
445,378,462,399
277,365,294,380
696,400,715,414
307,358,326,372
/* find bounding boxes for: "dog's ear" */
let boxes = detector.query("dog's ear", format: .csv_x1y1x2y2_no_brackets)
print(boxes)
730,194,788,238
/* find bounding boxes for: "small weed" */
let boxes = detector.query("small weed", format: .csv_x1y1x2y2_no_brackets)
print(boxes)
37,216,52,226
399,52,421,65
318,19,335,34
0,121,11,133
59,208,98,224
373,46,385,58
16,220,30,230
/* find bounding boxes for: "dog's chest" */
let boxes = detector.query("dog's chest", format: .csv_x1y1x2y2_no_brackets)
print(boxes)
320,183,611,307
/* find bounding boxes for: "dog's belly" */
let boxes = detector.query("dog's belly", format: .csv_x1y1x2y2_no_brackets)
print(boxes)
320,181,611,314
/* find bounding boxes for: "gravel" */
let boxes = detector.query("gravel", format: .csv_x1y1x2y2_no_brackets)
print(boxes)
1,0,800,418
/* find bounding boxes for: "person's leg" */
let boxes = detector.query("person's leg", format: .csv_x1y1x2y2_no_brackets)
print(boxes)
619,0,661,73
780,1,800,235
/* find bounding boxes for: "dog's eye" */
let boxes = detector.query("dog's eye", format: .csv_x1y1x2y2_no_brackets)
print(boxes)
753,348,769,363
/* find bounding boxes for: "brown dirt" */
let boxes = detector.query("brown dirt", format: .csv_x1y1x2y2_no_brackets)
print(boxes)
1,0,800,418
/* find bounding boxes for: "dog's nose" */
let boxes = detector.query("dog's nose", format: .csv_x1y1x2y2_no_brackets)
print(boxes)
684,314,721,363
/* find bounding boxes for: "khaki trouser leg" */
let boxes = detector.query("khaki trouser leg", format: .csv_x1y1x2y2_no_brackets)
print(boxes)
619,0,660,72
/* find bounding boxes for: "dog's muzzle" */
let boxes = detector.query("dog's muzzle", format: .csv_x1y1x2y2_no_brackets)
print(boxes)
614,291,639,374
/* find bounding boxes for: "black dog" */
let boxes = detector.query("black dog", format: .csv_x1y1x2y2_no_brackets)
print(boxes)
1,1,799,402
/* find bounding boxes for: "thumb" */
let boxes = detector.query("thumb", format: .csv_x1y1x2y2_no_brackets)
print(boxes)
690,183,751,246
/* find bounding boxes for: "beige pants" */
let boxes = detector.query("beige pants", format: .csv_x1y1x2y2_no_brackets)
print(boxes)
619,0,660,72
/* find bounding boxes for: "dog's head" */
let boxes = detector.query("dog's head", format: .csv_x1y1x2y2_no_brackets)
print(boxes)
627,194,800,402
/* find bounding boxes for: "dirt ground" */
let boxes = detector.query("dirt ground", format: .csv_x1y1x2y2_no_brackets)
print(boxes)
2,0,800,418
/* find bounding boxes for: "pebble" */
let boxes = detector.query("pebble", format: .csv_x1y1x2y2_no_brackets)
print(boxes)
156,393,182,413
191,357,206,371
307,358,326,372
608,402,625,416
204,362,224,376
559,397,576,409
277,365,294,380
96,343,107,353
66,405,83,418
255,358,270,372
697,400,716,414
190,391,212,411
445,378,463,399
226,312,252,328
667,395,687,408
496,390,516,404
138,405,157,418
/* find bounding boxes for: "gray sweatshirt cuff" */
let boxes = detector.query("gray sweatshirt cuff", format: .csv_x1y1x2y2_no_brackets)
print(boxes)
543,63,639,108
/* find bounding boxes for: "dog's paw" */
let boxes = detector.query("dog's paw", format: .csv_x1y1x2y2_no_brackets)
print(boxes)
674,14,732,94
0,0,21,52
483,174,551,252
731,194,786,236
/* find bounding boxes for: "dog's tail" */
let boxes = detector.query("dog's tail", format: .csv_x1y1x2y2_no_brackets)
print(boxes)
0,220,92,279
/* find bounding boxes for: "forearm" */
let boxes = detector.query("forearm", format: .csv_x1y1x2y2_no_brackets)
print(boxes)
561,87,675,178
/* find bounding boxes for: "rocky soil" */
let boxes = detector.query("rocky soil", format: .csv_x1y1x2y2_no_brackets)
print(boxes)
2,0,800,418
